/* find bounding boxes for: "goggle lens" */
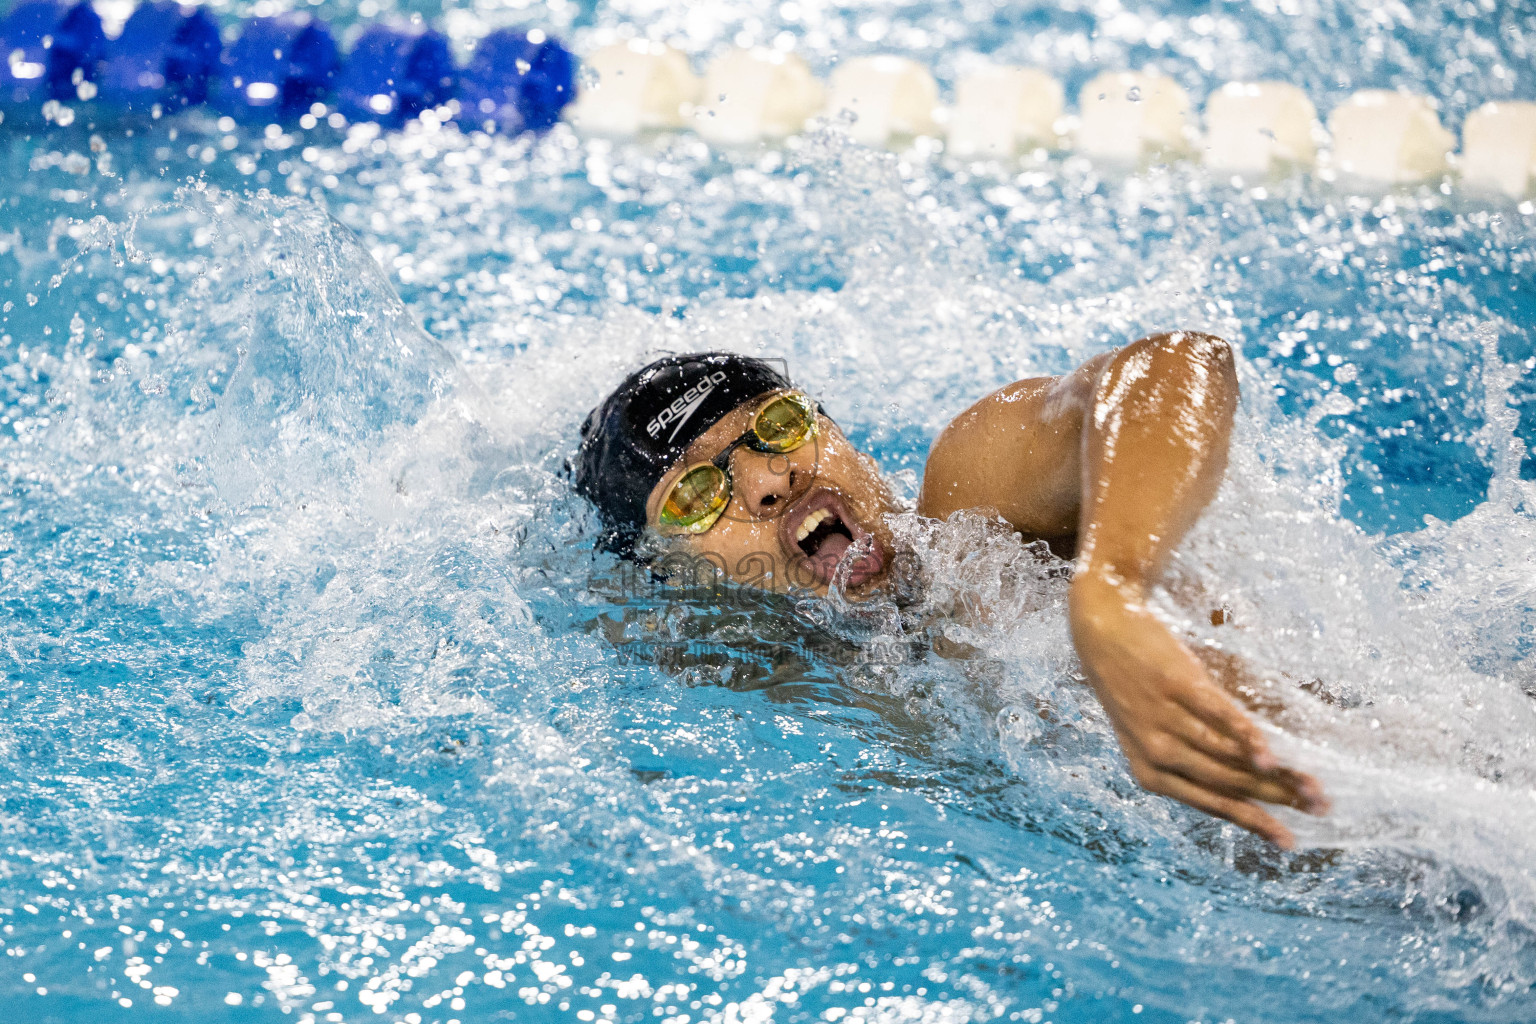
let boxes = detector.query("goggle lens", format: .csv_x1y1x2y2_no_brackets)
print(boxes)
752,392,817,452
658,464,730,533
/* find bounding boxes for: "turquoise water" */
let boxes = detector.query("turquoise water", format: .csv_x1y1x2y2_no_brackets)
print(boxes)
3,1,1536,1022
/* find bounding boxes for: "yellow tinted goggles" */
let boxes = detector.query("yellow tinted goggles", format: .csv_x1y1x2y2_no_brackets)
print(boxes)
657,390,819,534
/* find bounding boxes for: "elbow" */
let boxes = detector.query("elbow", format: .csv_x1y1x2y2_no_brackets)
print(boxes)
1144,330,1239,400
1197,333,1239,405
1180,330,1236,375
1194,332,1237,389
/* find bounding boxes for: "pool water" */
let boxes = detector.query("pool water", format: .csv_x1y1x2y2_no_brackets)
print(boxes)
3,1,1536,1022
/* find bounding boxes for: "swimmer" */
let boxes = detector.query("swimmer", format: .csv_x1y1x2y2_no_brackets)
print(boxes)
574,335,1330,848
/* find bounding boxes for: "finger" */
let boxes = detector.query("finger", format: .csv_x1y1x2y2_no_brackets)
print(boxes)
1162,714,1326,805
1148,771,1296,849
1173,681,1276,768
1156,739,1318,811
1277,768,1331,815
1165,707,1253,768
1159,715,1331,814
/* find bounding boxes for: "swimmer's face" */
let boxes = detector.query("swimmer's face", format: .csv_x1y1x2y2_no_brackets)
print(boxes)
643,396,897,597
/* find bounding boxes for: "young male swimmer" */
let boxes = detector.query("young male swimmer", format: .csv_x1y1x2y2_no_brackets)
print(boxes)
574,335,1330,848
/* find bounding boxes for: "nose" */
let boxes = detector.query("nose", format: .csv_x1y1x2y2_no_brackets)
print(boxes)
729,448,811,519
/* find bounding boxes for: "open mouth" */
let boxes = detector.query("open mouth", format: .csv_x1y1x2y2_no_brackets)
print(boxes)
795,505,855,559
780,489,887,590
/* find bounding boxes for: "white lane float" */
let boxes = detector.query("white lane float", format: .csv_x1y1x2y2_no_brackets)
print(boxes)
1203,81,1319,175
823,55,939,148
694,48,824,145
1075,70,1194,164
542,37,1533,210
566,40,700,135
1460,101,1536,199
1326,90,1454,184
945,64,1064,158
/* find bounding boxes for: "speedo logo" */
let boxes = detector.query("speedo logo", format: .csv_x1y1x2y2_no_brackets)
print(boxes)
647,371,728,441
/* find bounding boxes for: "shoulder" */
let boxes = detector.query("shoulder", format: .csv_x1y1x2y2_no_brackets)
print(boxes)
917,353,1113,535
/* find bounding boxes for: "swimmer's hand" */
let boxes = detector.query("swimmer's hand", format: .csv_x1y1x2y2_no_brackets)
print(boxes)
1069,572,1328,848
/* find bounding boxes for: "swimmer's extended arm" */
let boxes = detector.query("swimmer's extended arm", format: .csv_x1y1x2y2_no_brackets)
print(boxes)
920,331,1326,847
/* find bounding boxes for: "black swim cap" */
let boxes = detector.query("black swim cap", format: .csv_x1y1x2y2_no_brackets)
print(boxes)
575,352,792,555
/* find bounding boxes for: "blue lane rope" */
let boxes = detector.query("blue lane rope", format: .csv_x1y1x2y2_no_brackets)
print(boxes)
456,27,575,134
99,1,218,111
335,22,454,128
0,1,576,133
212,12,338,122
0,0,105,105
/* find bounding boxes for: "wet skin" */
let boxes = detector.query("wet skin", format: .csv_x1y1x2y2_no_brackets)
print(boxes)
644,331,1329,847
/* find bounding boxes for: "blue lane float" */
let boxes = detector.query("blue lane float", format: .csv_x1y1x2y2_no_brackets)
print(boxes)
0,0,105,106
212,12,339,123
457,28,576,134
0,0,577,135
99,1,220,112
335,22,455,127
